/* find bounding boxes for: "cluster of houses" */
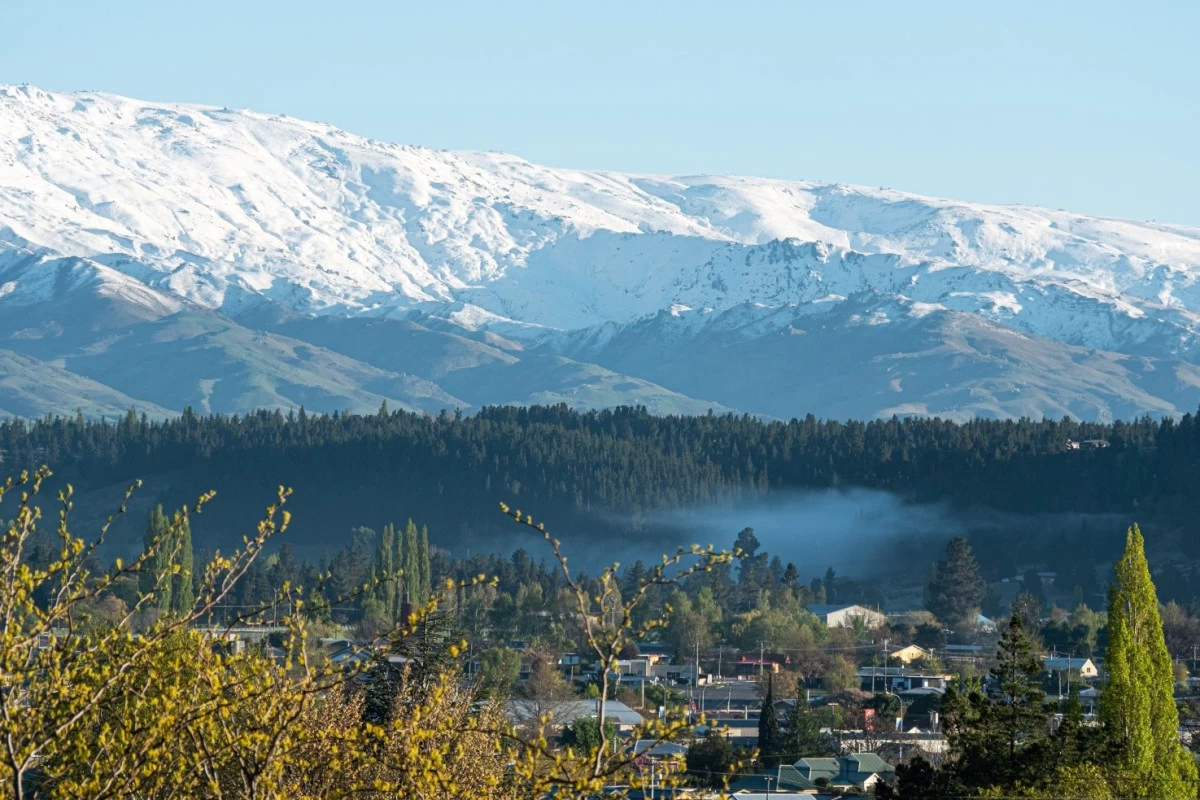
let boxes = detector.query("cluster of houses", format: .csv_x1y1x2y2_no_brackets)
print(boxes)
194,602,1117,798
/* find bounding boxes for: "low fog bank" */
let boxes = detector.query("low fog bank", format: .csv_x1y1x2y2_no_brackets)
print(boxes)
642,488,955,580
611,488,1131,588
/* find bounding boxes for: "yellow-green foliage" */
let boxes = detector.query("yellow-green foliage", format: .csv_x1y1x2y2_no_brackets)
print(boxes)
0,471,735,799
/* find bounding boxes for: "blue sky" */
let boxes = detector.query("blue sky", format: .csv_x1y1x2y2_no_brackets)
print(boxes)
4,1,1197,223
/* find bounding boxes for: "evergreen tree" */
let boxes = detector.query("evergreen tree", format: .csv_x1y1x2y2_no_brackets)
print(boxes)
757,674,782,767
1099,524,1198,799
989,615,1050,786
418,524,431,606
403,519,420,604
779,700,828,762
142,506,172,614
374,523,397,620
686,730,735,788
1056,684,1085,766
170,514,194,615
924,537,986,627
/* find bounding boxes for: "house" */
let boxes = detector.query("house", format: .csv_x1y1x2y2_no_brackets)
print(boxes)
635,642,675,658
1066,438,1110,451
859,666,953,692
506,699,644,732
630,739,689,759
975,614,998,632
728,765,819,794
1042,656,1098,680
942,644,985,663
733,654,783,677
889,644,933,665
807,603,887,629
617,658,653,677
794,753,896,791
653,662,701,685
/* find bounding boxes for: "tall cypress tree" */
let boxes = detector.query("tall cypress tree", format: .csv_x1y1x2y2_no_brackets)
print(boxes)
758,673,782,767
1099,524,1197,799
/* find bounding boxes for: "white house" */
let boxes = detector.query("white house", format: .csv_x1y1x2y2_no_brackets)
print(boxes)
506,699,645,732
1043,656,1098,679
808,603,887,629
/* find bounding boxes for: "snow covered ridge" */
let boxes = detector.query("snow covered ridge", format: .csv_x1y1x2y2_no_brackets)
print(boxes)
2,83,1200,353
1,83,1200,423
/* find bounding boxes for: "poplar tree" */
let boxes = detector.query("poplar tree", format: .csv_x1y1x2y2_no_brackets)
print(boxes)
418,524,431,606
142,506,172,614
170,514,194,615
375,523,397,619
1100,524,1197,799
403,519,420,605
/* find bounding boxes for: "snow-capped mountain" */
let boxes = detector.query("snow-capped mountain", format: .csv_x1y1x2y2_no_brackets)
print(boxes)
1,83,1198,421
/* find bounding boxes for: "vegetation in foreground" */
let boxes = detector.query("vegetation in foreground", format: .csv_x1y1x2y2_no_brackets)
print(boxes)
0,462,1196,799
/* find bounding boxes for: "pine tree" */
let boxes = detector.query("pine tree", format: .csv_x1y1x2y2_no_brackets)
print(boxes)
924,537,986,627
779,698,828,762
989,614,1049,786
758,673,782,767
1099,524,1198,799
1056,684,1085,766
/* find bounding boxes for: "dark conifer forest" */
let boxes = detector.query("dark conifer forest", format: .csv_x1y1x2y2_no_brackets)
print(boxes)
2,404,1199,596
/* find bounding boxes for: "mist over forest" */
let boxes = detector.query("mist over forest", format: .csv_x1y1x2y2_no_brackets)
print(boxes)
2,404,1196,608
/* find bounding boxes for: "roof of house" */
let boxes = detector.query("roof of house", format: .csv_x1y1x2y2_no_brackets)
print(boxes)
890,644,932,656
728,765,818,793
506,699,644,727
795,754,895,786
807,603,879,617
630,739,688,757
1043,656,1095,671
857,667,950,678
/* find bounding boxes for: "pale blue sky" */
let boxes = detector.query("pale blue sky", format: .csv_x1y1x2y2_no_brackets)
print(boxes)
4,1,1197,223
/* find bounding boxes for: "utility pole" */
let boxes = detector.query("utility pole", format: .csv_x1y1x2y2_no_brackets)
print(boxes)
717,646,723,680
759,641,765,679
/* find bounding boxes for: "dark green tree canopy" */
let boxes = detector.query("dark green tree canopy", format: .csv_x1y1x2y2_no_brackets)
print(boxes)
924,537,986,627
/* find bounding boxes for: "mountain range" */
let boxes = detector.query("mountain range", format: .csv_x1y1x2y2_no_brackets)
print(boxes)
2,83,1199,421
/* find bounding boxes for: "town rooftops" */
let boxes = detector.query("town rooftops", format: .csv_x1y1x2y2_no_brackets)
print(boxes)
506,699,644,727
857,667,951,679
728,765,818,793
795,753,896,788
